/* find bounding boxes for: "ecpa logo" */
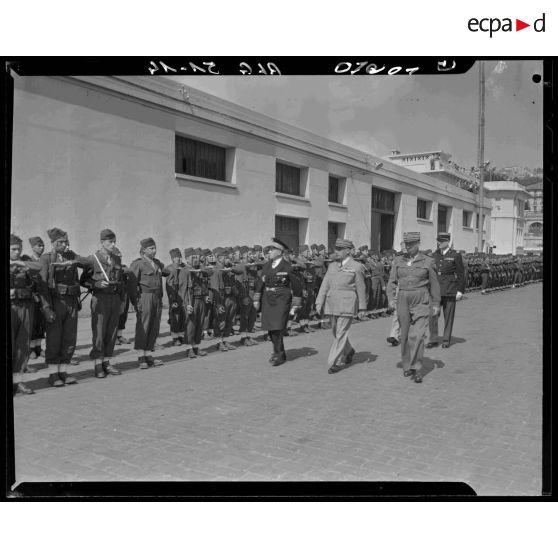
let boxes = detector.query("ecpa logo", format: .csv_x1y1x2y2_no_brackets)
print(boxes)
468,13,546,37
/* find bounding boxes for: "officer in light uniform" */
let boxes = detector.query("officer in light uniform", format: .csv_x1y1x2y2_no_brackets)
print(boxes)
315,238,367,374
387,232,440,383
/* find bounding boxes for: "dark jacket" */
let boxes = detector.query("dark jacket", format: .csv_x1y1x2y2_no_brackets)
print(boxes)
431,248,465,296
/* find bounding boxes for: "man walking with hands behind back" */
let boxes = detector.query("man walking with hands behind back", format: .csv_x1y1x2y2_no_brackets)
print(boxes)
315,238,367,375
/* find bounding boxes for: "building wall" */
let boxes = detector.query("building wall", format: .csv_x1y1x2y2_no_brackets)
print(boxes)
11,76,490,263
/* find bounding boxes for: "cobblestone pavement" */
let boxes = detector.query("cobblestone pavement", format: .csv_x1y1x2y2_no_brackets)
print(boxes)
13,284,542,495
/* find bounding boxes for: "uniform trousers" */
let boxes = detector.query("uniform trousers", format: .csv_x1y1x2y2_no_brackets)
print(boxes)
90,292,121,359
397,288,430,372
327,315,354,368
269,330,285,358
214,294,237,338
118,294,130,331
45,295,79,365
134,292,162,351
429,295,456,344
369,277,384,310
480,271,489,290
11,300,34,381
185,297,206,345
31,297,45,342
239,301,257,333
169,303,186,334
389,313,401,340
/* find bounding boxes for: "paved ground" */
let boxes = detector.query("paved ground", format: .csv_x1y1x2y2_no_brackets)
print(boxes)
12,284,542,495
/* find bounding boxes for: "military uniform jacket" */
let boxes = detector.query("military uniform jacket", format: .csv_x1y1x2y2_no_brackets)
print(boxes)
387,252,441,306
431,248,465,297
315,256,367,317
80,251,125,297
128,256,168,303
177,264,213,306
39,250,91,302
10,259,48,304
164,262,186,305
254,258,302,330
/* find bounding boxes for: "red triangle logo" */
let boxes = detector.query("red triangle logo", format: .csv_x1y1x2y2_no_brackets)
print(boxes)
516,19,530,31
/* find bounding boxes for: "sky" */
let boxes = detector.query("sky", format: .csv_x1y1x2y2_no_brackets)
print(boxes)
171,60,543,170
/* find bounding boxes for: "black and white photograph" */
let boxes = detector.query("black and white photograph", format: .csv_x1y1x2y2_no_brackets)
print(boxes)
6,58,546,497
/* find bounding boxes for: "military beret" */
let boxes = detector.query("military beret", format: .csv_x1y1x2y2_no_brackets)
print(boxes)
28,236,43,247
214,247,224,256
310,244,318,250
402,232,420,243
10,234,23,245
318,244,326,251
169,248,181,259
183,248,194,257
240,246,250,253
203,249,212,256
299,244,309,252
100,228,116,241
140,237,156,249
47,227,68,242
335,238,354,249
232,246,240,251
436,232,451,242
253,245,262,251
359,245,369,251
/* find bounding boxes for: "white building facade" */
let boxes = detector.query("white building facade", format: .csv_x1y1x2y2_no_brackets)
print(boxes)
10,75,491,261
484,181,530,254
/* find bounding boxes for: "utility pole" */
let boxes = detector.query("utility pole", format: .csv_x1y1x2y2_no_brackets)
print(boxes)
477,61,486,252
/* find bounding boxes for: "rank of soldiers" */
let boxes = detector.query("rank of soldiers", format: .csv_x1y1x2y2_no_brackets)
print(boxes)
10,228,542,395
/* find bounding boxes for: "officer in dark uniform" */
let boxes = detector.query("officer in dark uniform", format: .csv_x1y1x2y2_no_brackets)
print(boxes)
253,238,302,366
426,232,465,349
165,248,186,346
23,236,47,360
128,238,169,369
39,228,91,387
79,229,126,378
10,234,49,395
178,248,212,358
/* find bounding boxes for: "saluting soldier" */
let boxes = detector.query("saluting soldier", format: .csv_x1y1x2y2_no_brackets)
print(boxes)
253,238,302,366
10,234,49,395
234,249,261,346
39,228,92,387
128,238,169,369
387,232,440,383
426,232,465,349
79,229,126,378
315,238,367,374
165,248,186,346
23,236,47,360
178,248,212,358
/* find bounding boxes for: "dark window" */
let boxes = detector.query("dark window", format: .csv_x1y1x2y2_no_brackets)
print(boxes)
328,222,339,236
463,210,472,228
371,188,395,212
438,205,448,233
329,176,340,203
276,216,299,233
276,163,301,196
476,213,480,229
175,136,226,181
417,199,428,219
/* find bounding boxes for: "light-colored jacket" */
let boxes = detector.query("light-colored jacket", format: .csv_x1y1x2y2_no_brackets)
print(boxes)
315,257,367,317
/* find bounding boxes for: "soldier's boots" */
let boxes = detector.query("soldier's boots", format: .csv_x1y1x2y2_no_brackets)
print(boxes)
14,382,35,395
146,355,163,367
58,372,77,384
138,356,149,370
48,373,65,387
241,337,258,346
102,362,121,375
94,364,107,378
